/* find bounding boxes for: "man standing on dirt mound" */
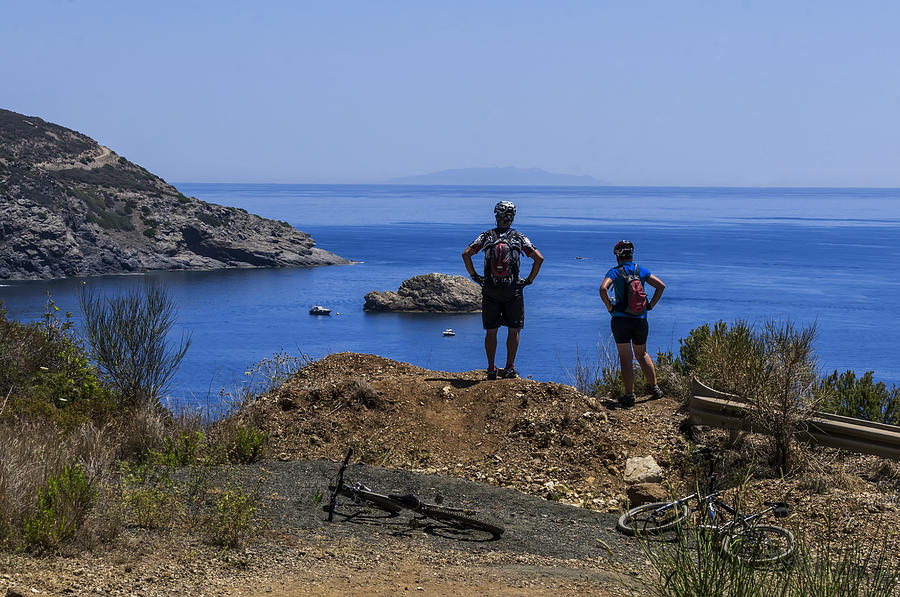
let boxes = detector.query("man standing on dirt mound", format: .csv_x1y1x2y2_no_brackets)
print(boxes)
599,240,666,407
462,201,544,380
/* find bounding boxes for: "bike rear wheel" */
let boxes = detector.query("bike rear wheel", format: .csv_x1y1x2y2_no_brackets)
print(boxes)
721,524,795,565
420,504,505,536
617,501,689,536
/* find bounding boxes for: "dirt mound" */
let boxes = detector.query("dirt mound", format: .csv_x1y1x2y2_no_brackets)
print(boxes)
246,352,900,562
245,352,685,511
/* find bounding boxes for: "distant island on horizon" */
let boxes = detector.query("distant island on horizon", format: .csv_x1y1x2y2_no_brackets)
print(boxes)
387,166,607,187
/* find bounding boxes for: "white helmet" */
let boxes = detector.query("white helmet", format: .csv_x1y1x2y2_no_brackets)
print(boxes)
494,201,516,226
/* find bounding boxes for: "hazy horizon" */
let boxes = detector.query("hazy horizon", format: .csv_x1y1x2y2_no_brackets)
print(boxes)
4,1,899,188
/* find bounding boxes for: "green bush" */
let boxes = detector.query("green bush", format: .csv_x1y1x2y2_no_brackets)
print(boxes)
205,475,268,548
819,370,900,425
0,297,112,425
119,459,177,529
197,212,222,227
86,210,134,231
674,322,715,377
679,320,764,397
160,431,207,466
22,465,96,550
52,163,159,192
226,426,267,464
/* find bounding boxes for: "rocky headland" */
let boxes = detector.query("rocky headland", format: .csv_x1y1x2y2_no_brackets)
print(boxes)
0,108,349,280
363,273,481,312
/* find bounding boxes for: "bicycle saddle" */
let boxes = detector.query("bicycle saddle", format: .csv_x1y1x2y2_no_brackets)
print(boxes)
766,501,790,518
390,494,421,508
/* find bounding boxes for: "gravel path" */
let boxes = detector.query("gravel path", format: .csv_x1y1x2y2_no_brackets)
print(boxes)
2,460,643,596
246,458,634,562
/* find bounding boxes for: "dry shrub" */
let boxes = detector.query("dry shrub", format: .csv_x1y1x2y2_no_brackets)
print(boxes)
566,338,634,398
686,320,823,476
115,398,167,461
304,378,382,409
568,339,687,401
743,321,824,475
654,352,690,401
566,346,603,395
79,280,191,406
0,419,117,550
338,378,381,408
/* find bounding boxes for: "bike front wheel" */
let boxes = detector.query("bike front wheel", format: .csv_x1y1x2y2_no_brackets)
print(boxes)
721,524,795,565
617,501,689,536
420,504,505,536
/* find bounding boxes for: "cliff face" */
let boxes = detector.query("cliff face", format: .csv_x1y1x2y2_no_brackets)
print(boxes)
364,273,481,312
0,109,349,280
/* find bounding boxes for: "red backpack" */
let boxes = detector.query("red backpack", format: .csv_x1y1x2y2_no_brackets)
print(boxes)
617,263,647,316
484,230,514,282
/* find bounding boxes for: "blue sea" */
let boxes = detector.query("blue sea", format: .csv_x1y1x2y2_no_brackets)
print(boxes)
2,184,899,406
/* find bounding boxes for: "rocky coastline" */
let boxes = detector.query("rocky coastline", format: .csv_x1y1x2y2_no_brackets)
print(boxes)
0,109,349,280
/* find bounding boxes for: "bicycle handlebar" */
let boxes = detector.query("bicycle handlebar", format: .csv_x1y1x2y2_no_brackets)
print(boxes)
328,448,354,522
764,501,790,518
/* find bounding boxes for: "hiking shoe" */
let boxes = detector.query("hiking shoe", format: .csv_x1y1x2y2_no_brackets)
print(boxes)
502,367,519,379
650,385,665,400
487,367,499,380
618,393,636,408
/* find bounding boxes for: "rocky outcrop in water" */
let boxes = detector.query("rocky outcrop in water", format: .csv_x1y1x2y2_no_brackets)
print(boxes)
364,273,481,312
0,108,349,280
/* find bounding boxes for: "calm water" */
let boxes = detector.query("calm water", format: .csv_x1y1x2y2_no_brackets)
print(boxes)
2,184,899,405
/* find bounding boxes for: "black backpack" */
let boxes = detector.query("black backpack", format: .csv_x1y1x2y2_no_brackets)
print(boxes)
483,229,515,283
616,263,647,316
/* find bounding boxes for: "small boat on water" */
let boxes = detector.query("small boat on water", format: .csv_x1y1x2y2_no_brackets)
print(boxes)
309,305,332,315
442,328,455,336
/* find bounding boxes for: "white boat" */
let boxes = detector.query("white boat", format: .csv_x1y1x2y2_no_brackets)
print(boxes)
442,328,455,336
309,305,332,315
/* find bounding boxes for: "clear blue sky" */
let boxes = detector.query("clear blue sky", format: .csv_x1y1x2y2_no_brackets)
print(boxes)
3,1,899,186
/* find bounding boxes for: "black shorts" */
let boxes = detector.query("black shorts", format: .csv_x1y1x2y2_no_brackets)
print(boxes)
482,293,524,329
611,317,649,345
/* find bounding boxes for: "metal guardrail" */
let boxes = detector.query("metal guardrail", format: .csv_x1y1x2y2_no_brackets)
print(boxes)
688,378,900,461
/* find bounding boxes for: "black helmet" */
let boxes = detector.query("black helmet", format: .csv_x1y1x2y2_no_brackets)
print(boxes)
614,240,634,257
494,200,516,225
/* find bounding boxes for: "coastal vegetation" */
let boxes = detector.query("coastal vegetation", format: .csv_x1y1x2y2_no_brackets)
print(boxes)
577,318,900,474
0,286,269,552
1,289,898,594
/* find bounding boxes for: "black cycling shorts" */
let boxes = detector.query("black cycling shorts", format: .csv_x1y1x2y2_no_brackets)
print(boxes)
611,317,649,345
482,293,524,329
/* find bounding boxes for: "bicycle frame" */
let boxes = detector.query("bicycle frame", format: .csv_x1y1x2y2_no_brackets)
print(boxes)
650,489,785,534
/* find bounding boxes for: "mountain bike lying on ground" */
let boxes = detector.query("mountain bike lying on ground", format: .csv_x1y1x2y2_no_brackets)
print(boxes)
326,447,505,537
616,489,794,565
616,448,795,565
